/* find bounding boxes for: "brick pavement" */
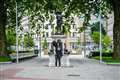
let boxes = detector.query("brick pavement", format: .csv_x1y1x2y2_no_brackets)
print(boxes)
0,57,120,80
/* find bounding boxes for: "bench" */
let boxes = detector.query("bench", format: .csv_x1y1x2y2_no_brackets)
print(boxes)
10,52,37,62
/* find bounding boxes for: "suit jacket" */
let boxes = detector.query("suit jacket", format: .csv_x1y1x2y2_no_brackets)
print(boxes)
55,42,63,56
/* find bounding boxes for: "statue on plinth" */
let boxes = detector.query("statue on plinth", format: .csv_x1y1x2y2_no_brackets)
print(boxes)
55,12,63,35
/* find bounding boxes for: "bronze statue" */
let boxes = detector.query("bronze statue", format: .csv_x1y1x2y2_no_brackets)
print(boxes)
55,12,63,35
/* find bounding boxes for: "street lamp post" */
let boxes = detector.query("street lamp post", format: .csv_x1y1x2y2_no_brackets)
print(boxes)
84,29,86,58
16,2,19,63
88,0,102,62
99,0,102,63
39,32,42,57
38,31,41,58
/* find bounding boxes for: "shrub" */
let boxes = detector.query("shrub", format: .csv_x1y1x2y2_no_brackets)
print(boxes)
103,35,112,50
43,38,48,49
18,51,33,53
6,50,15,54
89,51,113,58
0,56,11,62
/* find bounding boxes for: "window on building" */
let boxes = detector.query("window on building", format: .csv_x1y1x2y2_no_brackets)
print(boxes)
43,33,45,37
45,25,48,29
73,24,75,29
72,32,76,37
72,43,75,49
76,28,78,31
46,32,49,37
72,32,75,37
71,43,77,49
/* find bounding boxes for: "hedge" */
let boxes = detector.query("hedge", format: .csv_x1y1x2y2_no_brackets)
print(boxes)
89,51,113,57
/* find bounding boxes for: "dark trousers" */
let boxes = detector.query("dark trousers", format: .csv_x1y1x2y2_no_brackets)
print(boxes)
55,55,62,67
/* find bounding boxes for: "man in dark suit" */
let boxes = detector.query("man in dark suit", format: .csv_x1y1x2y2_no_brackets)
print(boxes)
55,39,63,67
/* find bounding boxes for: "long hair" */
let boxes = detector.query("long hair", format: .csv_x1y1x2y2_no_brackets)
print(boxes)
52,40,57,47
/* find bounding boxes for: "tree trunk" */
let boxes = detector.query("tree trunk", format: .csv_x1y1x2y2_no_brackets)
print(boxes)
113,0,120,59
0,0,7,56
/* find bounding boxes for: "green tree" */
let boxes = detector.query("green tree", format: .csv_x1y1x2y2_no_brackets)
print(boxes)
111,0,120,59
24,34,34,48
62,22,70,35
92,31,112,51
77,38,81,44
103,35,112,50
91,31,100,45
43,38,48,49
6,28,16,47
0,0,7,56
28,36,34,47
91,22,106,35
77,38,81,47
24,35,29,48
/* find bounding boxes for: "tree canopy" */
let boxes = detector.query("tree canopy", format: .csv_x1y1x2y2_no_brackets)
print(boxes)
6,0,113,27
1,0,120,59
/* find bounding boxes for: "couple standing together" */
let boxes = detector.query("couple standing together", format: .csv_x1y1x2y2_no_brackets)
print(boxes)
52,39,63,67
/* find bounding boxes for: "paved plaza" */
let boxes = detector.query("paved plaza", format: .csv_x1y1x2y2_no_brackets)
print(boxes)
0,57,120,80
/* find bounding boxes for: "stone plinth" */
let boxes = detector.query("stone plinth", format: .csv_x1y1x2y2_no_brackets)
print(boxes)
51,35,66,39
61,54,70,67
49,55,55,67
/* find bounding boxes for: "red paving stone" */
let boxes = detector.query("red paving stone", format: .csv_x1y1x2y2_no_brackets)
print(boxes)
0,68,55,80
0,68,23,80
4,77,48,80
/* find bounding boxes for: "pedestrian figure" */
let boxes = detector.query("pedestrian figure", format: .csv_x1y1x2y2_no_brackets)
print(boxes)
55,39,63,67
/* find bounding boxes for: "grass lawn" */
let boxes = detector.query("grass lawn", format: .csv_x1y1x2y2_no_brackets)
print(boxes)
92,56,120,64
0,56,11,62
